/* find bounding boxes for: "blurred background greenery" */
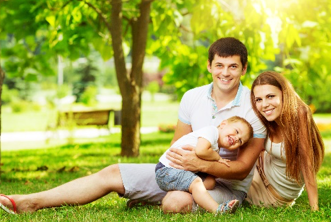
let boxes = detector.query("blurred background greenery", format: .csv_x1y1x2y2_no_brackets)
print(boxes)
0,0,331,155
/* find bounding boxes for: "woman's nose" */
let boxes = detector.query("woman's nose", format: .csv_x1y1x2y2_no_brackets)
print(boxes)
262,99,269,107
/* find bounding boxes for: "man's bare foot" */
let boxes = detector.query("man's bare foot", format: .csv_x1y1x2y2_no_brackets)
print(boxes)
0,194,17,214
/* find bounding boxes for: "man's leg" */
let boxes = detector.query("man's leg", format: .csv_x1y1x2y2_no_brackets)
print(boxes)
0,164,124,213
162,182,246,214
162,191,193,213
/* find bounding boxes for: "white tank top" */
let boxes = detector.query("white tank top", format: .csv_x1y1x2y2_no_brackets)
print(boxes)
264,137,304,200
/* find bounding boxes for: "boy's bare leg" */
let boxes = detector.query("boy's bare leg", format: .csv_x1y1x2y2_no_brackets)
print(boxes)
203,175,216,190
189,177,218,213
0,164,124,213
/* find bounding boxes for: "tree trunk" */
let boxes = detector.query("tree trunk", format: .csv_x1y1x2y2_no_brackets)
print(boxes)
110,0,153,156
0,65,5,179
121,85,141,156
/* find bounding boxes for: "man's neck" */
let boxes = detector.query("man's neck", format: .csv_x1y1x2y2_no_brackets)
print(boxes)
212,86,238,110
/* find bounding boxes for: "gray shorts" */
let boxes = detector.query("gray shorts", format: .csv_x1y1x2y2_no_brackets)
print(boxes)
118,163,246,207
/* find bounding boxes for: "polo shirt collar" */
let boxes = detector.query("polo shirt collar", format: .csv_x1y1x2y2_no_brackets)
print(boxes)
207,82,243,107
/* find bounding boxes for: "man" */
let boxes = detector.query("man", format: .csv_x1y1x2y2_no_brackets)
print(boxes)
0,37,265,214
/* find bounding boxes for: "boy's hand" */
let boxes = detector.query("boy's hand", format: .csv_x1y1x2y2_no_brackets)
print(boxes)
218,158,230,167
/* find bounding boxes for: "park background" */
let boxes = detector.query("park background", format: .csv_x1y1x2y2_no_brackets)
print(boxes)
0,0,330,221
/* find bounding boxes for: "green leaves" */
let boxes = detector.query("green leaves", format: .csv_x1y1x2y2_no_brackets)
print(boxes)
1,0,331,111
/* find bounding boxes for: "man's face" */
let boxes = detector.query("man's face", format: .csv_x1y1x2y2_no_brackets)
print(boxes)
207,55,247,94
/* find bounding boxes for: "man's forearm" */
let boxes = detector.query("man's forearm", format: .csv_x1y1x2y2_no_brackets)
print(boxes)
198,158,250,180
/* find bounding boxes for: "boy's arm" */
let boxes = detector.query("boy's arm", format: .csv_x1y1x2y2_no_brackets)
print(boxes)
167,138,265,180
195,137,220,161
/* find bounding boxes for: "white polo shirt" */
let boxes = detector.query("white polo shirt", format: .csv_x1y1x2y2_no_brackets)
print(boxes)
178,82,266,193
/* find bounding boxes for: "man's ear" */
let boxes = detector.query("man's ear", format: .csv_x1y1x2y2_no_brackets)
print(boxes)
207,61,212,73
241,64,248,76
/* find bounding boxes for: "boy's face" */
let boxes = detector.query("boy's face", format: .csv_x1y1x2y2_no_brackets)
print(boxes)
218,121,251,150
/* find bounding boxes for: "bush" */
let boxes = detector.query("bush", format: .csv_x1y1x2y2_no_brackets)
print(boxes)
56,84,71,99
1,84,20,105
158,124,176,133
10,100,29,113
80,86,98,106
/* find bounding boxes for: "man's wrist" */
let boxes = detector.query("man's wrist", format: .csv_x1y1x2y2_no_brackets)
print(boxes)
198,159,211,173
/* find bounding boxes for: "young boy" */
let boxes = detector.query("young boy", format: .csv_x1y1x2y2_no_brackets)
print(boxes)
155,116,253,214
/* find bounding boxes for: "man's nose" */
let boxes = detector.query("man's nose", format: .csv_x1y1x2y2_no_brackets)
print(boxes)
222,67,230,75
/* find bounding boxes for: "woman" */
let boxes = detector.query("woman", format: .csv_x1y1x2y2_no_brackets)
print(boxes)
246,71,324,211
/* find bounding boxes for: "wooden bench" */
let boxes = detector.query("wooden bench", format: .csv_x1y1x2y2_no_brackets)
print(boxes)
46,109,121,139
57,109,114,129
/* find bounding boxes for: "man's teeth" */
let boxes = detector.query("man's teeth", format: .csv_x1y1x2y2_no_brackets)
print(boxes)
221,78,230,82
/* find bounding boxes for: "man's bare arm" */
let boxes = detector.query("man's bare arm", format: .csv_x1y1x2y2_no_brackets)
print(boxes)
167,138,265,180
170,120,192,145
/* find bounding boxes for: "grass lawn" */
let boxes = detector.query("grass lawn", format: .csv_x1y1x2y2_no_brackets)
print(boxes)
1,131,331,221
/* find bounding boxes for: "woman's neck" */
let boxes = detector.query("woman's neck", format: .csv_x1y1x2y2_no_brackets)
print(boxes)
270,125,283,143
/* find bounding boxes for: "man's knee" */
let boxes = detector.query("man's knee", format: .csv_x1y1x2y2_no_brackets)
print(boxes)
162,191,193,214
97,164,125,194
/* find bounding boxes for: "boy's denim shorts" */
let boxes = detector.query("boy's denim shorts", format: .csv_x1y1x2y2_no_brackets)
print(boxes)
155,166,198,192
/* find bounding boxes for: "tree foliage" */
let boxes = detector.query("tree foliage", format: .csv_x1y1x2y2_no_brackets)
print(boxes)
0,0,331,157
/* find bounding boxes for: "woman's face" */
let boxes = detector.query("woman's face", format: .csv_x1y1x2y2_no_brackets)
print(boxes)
253,84,283,122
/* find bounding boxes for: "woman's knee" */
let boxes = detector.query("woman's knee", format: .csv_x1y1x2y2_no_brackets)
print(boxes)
162,191,193,213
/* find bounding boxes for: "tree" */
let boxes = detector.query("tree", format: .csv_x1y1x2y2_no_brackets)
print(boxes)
0,0,173,157
1,0,330,158
0,0,290,157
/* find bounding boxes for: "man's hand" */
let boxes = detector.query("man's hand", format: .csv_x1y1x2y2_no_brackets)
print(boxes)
166,145,201,172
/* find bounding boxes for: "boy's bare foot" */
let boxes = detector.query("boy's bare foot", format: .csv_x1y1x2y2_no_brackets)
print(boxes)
216,199,240,215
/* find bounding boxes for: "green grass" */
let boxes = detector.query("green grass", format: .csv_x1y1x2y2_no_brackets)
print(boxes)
0,132,331,221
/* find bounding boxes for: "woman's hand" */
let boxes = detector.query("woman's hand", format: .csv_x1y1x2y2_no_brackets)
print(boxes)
166,145,202,172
